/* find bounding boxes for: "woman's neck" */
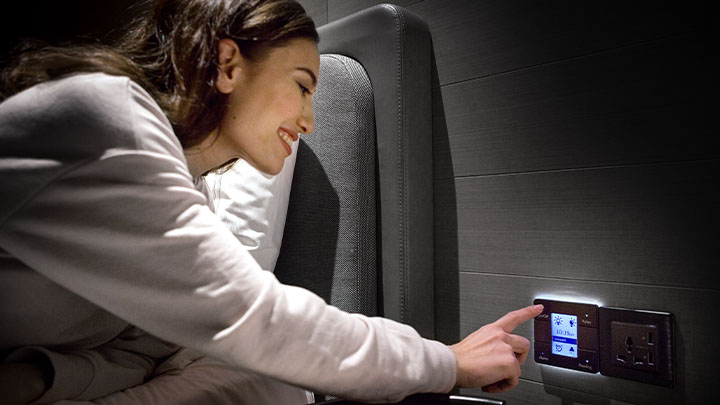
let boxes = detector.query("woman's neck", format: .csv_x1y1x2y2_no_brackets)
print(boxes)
183,131,229,178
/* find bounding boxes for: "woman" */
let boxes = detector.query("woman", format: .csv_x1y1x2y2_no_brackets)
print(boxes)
0,0,542,403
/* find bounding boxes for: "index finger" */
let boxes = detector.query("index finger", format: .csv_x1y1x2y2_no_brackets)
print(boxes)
495,304,544,333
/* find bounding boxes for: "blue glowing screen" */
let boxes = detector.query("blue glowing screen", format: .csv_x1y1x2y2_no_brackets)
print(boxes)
551,312,578,358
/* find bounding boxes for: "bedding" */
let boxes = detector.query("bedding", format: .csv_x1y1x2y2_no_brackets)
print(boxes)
204,140,298,272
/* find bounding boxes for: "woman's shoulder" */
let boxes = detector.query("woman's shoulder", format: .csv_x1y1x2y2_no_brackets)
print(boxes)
3,72,136,121
0,72,177,158
37,71,132,98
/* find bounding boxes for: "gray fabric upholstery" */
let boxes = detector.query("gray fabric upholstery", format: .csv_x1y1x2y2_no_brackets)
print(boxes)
275,54,377,316
316,5,435,337
276,4,434,337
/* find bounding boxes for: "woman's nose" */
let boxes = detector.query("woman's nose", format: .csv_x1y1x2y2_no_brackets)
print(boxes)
298,102,314,134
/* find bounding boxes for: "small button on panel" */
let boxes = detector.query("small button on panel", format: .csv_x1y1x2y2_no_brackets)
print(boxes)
577,348,599,373
534,341,551,363
534,298,599,373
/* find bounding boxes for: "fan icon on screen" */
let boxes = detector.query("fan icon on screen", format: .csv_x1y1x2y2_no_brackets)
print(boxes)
555,344,563,352
554,316,563,326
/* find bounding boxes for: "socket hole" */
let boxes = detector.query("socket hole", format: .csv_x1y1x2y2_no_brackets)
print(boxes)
633,356,644,365
626,337,633,346
648,352,655,365
648,332,654,345
616,354,626,363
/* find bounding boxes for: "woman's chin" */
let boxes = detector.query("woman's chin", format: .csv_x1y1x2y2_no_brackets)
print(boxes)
264,166,283,176
249,160,283,176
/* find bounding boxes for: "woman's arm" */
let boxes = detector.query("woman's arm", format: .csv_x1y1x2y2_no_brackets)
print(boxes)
0,74,455,402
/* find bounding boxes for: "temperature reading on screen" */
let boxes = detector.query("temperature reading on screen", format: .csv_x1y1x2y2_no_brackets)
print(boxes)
551,313,578,358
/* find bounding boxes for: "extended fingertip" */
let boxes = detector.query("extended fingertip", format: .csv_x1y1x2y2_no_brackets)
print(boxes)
533,304,544,312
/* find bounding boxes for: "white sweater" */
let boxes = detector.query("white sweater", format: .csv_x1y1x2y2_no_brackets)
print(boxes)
0,73,456,402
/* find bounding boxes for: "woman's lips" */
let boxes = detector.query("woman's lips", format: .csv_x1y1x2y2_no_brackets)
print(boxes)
277,128,296,155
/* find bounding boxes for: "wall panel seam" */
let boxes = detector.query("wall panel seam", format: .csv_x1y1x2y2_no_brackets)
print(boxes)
433,157,720,181
434,30,705,90
457,271,720,293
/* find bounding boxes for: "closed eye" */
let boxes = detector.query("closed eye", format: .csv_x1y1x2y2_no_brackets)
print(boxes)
298,82,311,96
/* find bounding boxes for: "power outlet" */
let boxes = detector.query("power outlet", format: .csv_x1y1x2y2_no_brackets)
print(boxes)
610,321,658,372
599,307,673,387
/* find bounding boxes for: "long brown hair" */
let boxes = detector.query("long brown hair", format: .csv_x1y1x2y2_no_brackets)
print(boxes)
0,0,318,148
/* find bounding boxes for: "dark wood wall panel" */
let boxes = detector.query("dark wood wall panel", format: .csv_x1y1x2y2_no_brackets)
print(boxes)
297,0,328,27
328,0,421,23
432,33,716,178
453,273,717,404
409,0,702,86
435,160,719,289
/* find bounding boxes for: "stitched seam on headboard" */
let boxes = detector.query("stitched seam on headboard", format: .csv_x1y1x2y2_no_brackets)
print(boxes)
386,4,408,325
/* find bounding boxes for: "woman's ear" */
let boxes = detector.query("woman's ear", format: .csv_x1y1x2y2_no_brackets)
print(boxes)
216,38,243,94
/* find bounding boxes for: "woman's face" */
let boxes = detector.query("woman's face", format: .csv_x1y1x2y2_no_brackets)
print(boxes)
211,37,320,175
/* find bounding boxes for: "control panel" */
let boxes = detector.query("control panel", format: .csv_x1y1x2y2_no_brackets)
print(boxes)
533,298,599,373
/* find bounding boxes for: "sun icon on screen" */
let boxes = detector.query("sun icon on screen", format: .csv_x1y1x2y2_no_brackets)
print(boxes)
554,316,562,326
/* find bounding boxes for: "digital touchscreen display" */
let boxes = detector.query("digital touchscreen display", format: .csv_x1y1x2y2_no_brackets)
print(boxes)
551,312,578,358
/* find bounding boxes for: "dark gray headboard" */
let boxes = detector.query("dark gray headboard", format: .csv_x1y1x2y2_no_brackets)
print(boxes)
275,4,434,338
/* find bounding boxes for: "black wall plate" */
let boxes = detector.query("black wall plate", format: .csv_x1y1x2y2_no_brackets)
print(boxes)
598,307,674,387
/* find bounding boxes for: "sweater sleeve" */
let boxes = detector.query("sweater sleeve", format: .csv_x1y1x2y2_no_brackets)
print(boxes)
4,327,177,402
0,75,456,402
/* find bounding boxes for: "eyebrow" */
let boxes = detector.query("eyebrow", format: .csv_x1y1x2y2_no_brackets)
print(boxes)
296,67,317,87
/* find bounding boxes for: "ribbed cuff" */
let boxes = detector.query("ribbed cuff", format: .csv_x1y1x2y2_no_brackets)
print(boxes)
6,346,94,403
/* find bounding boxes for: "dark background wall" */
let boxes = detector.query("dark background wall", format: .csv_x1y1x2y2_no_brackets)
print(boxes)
0,0,142,66
298,1,718,404
4,1,716,404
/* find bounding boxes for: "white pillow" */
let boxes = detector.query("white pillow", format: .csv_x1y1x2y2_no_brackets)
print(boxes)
204,141,297,272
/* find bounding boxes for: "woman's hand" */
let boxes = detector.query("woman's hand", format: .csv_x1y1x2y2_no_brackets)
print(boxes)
449,304,543,393
0,361,52,404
